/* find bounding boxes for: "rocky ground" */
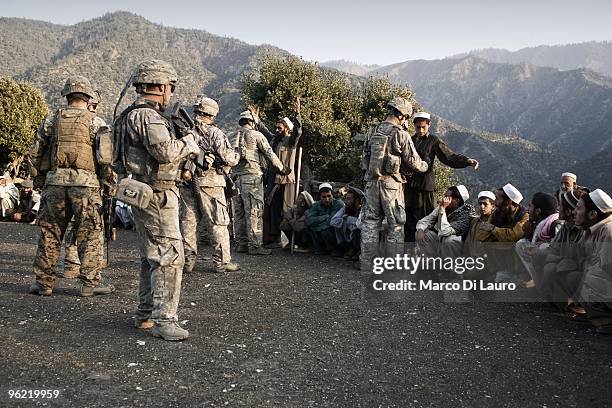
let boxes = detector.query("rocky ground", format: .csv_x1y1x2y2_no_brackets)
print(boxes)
0,221,610,407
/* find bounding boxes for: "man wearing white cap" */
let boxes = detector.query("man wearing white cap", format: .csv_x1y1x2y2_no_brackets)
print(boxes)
560,172,577,194
0,175,19,219
281,191,314,252
405,111,479,242
574,189,612,334
249,98,303,248
464,191,496,261
476,184,530,283
534,188,588,309
305,183,344,255
415,185,474,261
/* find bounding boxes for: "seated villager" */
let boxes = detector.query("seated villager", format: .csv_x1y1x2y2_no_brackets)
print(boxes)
10,179,40,223
515,192,562,288
463,191,496,280
415,185,473,261
305,183,345,256
556,172,578,203
532,188,587,310
476,183,529,283
281,191,314,253
574,189,612,335
0,175,19,219
330,186,364,260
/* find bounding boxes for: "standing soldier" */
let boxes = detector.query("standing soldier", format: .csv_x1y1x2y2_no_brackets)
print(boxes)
249,98,303,248
405,111,479,241
28,76,114,296
179,95,240,273
360,97,429,270
113,60,199,341
62,90,111,277
230,111,290,255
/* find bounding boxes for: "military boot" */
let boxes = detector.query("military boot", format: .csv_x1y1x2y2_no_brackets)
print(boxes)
248,247,271,256
29,281,52,296
151,322,189,341
80,283,115,297
215,262,241,273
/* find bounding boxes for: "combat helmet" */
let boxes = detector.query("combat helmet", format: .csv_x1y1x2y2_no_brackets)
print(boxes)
387,97,413,117
194,95,219,117
61,76,96,99
132,60,178,86
238,110,256,123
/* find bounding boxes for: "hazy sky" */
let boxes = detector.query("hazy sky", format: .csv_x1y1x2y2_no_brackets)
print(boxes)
3,0,612,65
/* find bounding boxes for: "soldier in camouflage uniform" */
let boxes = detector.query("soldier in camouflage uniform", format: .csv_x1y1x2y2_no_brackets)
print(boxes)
229,111,290,255
113,60,199,341
28,76,114,296
179,96,240,273
62,90,110,278
360,97,429,270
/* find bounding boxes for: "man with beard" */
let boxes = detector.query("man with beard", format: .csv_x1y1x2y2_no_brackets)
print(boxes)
415,185,473,259
249,98,302,249
574,189,612,335
404,111,479,241
305,183,345,256
281,190,314,252
515,192,562,288
477,183,530,283
534,188,588,309
330,186,364,260
10,179,40,223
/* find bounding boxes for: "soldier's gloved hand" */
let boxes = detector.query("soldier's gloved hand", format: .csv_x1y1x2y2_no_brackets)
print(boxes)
280,165,292,176
182,133,200,156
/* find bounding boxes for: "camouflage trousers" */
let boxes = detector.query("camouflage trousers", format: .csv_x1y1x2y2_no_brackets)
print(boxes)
232,175,264,250
132,187,185,324
62,221,106,277
179,184,232,272
360,179,406,270
33,185,103,289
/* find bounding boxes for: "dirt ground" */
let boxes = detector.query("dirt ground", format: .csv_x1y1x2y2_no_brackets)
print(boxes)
0,221,611,407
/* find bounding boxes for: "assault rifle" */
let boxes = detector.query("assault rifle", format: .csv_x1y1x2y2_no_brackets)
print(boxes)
102,183,116,264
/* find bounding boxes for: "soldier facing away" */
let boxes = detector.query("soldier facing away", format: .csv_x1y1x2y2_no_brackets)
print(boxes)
28,76,115,297
229,111,290,255
113,60,199,341
179,95,240,273
360,97,429,270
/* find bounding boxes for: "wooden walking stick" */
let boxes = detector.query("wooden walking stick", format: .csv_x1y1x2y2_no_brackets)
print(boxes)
291,147,303,254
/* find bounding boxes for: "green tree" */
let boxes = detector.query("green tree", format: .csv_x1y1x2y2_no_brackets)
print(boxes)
241,55,456,189
0,77,48,170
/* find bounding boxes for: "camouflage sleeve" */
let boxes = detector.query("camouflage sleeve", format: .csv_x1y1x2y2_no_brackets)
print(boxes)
130,109,196,164
361,128,371,171
213,128,239,167
396,129,428,173
28,114,54,174
256,132,284,171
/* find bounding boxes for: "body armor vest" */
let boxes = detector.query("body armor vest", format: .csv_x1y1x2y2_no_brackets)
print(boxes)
236,129,265,170
364,124,401,181
52,108,96,172
113,104,181,190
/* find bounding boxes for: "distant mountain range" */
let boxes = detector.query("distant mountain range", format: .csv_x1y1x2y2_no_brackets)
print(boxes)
372,56,612,157
453,41,612,78
0,12,606,194
0,12,287,126
320,60,380,76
